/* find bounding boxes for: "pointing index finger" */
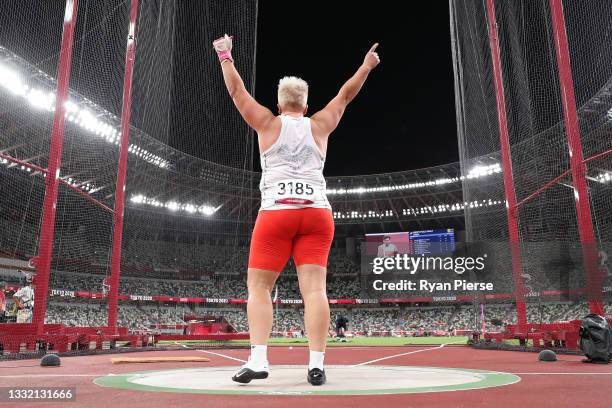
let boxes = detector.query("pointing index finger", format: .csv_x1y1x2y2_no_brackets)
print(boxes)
369,43,379,52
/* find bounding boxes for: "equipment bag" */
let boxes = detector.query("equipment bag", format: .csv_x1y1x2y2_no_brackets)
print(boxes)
579,314,612,363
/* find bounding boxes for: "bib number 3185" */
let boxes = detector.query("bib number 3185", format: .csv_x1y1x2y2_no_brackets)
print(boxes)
274,180,316,205
278,181,314,196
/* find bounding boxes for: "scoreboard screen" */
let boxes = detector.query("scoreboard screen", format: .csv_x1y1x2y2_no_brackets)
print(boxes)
409,229,455,255
365,228,455,256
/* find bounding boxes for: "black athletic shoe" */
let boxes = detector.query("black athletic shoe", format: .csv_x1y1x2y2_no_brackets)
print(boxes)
307,368,326,386
232,367,269,384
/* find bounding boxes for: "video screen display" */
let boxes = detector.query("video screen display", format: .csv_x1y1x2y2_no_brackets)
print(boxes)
409,229,455,255
366,229,455,255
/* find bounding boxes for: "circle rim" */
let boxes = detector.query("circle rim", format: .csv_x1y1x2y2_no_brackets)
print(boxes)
94,365,521,395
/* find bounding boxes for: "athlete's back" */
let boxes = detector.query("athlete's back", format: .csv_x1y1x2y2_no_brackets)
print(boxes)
259,115,330,210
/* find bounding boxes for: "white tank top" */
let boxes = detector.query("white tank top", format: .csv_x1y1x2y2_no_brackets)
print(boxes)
259,115,331,210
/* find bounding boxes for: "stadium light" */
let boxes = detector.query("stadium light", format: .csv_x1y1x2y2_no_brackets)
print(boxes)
467,163,501,179
130,194,145,204
167,201,179,211
332,209,397,219
0,154,100,193
199,205,217,216
0,63,27,96
596,172,611,184
129,194,219,216
332,199,503,220
64,100,78,113
26,88,54,111
326,164,501,197
0,60,171,170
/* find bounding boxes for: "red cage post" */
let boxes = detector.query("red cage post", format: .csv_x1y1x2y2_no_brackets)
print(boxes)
484,0,527,329
108,0,140,329
549,0,604,315
31,0,79,335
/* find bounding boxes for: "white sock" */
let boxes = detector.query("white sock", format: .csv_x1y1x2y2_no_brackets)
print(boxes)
249,344,268,367
309,350,325,370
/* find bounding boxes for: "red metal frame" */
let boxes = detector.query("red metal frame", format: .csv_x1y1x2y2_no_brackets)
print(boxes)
484,0,527,329
514,147,612,209
31,0,79,335
549,0,604,315
0,152,114,213
108,0,140,330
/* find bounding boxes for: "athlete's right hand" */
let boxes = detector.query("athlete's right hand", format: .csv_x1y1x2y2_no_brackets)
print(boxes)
363,43,381,70
213,34,234,63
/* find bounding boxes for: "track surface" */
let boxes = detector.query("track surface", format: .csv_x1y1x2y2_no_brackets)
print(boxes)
1,346,611,407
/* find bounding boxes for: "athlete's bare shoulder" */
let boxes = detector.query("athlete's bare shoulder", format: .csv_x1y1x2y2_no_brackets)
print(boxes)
257,116,282,153
308,117,330,158
309,117,330,140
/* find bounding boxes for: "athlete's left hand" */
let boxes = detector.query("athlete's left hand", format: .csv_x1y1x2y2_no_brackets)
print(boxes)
213,34,234,63
363,43,381,71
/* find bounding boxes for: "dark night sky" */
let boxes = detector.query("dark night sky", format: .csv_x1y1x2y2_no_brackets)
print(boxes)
254,1,459,175
0,0,459,176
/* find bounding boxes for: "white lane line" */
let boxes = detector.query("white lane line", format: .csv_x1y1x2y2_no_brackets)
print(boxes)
174,342,247,363
194,349,247,363
351,346,442,367
351,344,444,367
0,374,99,378
514,372,612,375
351,342,461,367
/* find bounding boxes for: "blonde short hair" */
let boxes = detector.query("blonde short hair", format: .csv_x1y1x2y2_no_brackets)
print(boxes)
277,76,308,110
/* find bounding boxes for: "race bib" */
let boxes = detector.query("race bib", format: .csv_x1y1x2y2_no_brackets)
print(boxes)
270,179,320,205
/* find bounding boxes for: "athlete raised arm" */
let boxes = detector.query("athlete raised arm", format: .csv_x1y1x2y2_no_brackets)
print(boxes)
310,43,380,146
213,35,380,152
213,35,279,153
213,34,380,386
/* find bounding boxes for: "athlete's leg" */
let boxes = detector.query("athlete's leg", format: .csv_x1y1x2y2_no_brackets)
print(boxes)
296,264,329,385
233,270,276,385
293,208,334,354
293,208,334,385
247,210,296,346
234,211,295,383
296,264,329,352
247,267,279,345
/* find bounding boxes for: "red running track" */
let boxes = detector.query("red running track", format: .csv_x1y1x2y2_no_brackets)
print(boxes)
0,346,611,408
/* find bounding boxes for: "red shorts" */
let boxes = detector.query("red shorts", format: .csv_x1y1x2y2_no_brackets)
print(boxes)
248,208,335,272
